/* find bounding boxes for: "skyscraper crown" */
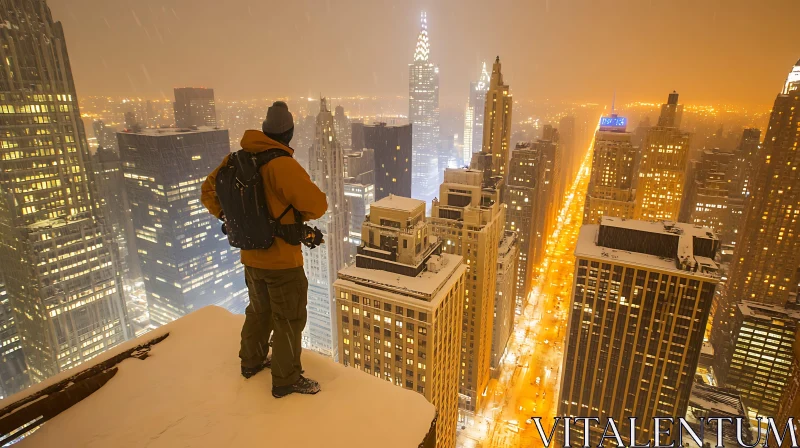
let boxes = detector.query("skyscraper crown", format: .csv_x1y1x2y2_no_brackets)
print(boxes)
413,12,430,62
475,62,490,91
783,58,800,94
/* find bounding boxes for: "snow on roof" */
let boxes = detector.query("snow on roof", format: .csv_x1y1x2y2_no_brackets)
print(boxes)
687,383,746,417
737,300,800,322
575,224,718,280
336,253,464,303
600,216,717,240
13,306,434,448
497,232,517,263
122,126,224,136
372,195,425,213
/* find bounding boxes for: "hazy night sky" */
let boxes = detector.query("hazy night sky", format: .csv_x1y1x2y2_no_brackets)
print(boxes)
49,0,798,109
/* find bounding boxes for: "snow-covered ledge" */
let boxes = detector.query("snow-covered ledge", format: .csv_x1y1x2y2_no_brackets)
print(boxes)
1,306,436,448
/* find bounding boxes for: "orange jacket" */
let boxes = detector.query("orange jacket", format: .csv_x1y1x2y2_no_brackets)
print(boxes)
201,130,327,270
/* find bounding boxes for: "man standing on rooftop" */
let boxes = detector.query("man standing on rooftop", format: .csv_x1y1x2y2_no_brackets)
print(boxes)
201,101,328,398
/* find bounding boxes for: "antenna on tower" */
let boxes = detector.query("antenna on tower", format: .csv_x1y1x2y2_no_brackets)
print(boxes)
611,90,616,114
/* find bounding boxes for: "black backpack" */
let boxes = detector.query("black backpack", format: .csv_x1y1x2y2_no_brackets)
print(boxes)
214,149,303,250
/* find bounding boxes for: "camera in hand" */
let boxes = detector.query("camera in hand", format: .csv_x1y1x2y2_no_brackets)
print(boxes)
300,225,324,249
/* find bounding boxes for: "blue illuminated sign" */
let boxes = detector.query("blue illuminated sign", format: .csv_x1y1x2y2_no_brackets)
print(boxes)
600,116,627,128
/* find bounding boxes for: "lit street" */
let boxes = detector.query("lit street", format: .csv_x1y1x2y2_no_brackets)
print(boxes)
457,125,597,448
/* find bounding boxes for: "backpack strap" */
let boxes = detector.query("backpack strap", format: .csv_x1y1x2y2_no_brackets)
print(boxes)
251,148,296,223
253,148,291,166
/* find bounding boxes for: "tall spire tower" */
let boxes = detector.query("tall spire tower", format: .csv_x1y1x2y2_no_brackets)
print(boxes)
408,11,440,204
303,97,350,360
463,62,490,166
413,12,430,62
471,56,513,188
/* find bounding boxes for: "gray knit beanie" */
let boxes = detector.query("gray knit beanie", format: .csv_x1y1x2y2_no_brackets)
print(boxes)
262,101,294,134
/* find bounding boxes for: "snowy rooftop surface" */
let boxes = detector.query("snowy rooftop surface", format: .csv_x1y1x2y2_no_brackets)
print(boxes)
12,306,434,448
497,232,517,263
336,253,464,304
738,300,800,322
121,126,224,136
372,195,426,213
576,224,718,280
600,216,717,240
687,383,746,417
26,215,88,231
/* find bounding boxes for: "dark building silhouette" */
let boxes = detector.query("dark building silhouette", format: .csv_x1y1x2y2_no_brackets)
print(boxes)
351,122,366,152
118,128,247,326
91,147,140,285
173,87,217,128
363,123,412,200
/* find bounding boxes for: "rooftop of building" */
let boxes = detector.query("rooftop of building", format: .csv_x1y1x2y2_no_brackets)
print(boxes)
372,195,425,213
600,216,717,240
576,218,720,279
688,383,747,417
336,253,464,306
364,122,410,128
737,300,800,323
26,214,90,232
497,231,517,260
1,307,435,448
120,126,225,136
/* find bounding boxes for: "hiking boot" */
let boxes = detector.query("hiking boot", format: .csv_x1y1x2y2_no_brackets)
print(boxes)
272,376,320,398
242,355,304,378
241,356,271,379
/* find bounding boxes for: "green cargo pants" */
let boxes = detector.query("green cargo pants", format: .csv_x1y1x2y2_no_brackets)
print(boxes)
239,266,308,387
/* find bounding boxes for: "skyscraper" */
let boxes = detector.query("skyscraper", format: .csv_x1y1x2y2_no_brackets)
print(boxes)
124,111,139,130
634,92,692,221
727,59,800,306
730,128,761,201
408,12,440,203
583,115,636,224
471,57,513,187
92,147,139,286
334,105,352,149
0,0,131,384
343,183,374,252
429,169,505,420
505,141,558,311
334,196,466,448
363,123,413,201
682,149,738,244
118,128,247,325
722,302,799,428
463,62,490,166
303,98,349,360
93,119,119,152
657,90,684,128
492,231,517,370
173,87,217,128
0,279,28,398
560,217,719,445
777,336,800,434
344,148,375,185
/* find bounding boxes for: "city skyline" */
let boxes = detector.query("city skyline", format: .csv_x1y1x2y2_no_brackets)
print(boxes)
1,0,799,446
